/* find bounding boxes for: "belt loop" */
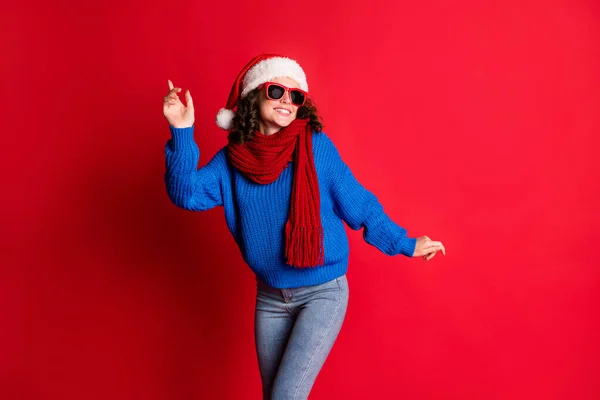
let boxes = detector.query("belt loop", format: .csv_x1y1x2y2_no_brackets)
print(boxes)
281,288,292,302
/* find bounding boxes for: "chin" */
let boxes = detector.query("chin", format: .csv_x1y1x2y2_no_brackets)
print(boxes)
273,117,294,127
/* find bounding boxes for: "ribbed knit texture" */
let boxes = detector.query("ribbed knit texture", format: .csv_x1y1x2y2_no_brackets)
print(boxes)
226,118,324,268
165,125,417,289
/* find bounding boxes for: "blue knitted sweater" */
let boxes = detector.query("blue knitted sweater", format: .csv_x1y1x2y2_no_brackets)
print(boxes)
165,125,417,289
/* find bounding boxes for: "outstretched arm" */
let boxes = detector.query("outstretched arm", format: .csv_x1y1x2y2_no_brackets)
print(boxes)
324,135,417,257
164,125,224,211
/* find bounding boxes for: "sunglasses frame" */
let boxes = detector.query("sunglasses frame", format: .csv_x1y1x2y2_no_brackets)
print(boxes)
261,81,308,107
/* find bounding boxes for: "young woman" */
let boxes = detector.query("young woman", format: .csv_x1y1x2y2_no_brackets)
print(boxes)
163,54,446,399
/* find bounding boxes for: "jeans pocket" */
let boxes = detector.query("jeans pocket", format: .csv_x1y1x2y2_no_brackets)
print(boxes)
335,274,347,290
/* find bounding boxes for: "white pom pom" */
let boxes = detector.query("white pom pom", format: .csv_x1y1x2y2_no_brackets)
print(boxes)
216,108,235,130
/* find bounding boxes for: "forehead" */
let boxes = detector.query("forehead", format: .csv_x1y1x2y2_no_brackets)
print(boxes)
270,76,300,88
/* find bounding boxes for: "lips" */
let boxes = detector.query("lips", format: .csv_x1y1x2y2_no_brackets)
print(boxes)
273,107,292,116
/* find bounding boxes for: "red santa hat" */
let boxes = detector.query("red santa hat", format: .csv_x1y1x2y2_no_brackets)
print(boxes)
215,53,309,130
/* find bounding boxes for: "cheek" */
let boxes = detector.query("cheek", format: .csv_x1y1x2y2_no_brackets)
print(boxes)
259,103,271,120
261,101,274,115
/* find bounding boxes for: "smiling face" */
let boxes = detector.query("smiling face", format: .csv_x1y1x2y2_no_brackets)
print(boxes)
257,76,300,136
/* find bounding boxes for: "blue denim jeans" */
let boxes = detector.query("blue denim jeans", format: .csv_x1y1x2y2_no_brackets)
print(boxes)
254,274,349,400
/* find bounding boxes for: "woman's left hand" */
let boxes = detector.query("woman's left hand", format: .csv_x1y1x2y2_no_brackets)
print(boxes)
412,236,446,261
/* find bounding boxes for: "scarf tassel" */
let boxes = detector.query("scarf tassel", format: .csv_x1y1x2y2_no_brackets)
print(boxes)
285,220,325,268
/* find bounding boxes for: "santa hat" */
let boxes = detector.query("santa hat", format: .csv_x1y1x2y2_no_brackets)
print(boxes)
215,54,309,130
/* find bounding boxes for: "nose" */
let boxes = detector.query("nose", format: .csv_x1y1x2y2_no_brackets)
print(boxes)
280,89,292,104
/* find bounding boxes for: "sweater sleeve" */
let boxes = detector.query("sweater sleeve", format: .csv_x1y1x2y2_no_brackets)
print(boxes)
164,125,224,211
323,134,417,257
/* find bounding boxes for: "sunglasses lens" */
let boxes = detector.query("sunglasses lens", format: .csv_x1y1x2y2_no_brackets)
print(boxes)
290,90,306,106
267,84,285,99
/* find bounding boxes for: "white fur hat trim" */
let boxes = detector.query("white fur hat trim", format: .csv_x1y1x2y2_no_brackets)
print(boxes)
241,56,308,98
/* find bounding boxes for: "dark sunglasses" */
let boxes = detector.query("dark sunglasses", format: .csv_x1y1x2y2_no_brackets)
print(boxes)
261,81,308,107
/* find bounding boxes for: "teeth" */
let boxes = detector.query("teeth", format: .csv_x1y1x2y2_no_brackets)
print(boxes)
275,108,291,115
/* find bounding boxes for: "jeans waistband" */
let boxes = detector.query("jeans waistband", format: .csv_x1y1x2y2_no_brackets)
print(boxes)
256,274,346,295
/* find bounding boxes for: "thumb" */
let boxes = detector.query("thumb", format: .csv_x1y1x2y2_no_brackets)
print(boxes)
186,90,194,111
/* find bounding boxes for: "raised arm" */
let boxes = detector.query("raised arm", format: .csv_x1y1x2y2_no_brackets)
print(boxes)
163,79,223,211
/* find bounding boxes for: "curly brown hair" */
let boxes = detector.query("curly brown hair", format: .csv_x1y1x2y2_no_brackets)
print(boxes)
227,87,323,144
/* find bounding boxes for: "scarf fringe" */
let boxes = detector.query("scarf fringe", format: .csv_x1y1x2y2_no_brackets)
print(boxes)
285,220,325,268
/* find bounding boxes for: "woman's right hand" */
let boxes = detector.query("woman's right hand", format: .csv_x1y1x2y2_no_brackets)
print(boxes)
163,79,195,128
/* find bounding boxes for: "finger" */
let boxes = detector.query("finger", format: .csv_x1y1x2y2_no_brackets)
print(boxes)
185,90,194,111
421,245,443,254
166,86,181,99
426,251,437,261
429,242,446,256
423,241,443,248
164,98,175,107
167,90,183,102
168,79,174,90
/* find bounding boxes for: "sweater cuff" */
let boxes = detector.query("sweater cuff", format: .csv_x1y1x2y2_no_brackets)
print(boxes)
169,125,195,151
398,236,417,257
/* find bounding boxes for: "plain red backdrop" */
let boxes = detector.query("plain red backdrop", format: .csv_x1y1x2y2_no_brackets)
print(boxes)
2,0,599,399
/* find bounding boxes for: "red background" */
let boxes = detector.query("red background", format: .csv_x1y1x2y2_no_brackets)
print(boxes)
3,0,599,399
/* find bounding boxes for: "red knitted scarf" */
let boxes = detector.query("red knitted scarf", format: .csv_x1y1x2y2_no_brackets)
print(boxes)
226,118,324,268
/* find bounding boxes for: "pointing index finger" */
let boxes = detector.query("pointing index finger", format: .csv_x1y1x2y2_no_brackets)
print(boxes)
168,79,174,90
